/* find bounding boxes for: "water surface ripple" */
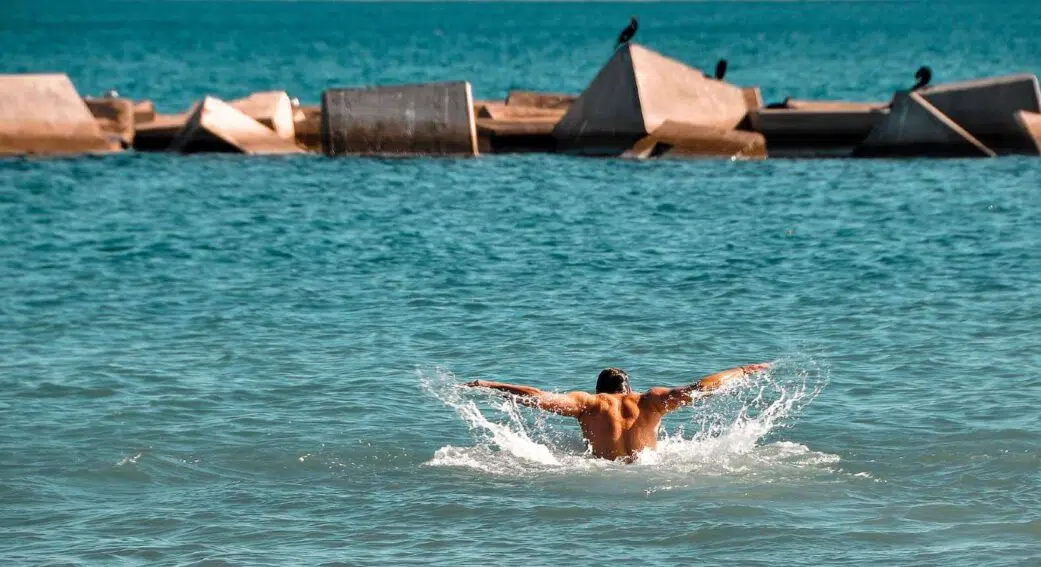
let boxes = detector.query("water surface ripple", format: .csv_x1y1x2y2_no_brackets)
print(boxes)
3,1,1041,565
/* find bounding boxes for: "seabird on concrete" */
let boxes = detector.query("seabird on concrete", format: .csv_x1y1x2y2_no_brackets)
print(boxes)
912,66,932,91
714,59,728,80
615,17,638,49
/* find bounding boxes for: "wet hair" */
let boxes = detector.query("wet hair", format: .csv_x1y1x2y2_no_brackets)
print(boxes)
595,368,632,394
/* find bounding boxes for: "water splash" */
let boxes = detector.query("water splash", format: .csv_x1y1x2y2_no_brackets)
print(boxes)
116,452,143,466
420,357,833,480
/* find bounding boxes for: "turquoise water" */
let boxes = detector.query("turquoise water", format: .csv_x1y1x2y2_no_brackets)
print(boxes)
3,1,1041,566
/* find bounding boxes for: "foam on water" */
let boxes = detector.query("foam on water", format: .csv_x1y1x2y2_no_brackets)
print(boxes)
420,358,834,480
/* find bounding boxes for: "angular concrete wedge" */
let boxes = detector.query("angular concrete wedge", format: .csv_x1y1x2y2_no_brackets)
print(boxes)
553,44,750,155
0,74,112,156
170,96,305,154
1014,110,1041,155
229,91,297,141
919,74,1041,154
854,91,995,158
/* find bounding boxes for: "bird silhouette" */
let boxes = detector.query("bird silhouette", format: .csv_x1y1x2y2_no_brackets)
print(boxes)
714,59,728,80
615,17,638,49
912,66,932,90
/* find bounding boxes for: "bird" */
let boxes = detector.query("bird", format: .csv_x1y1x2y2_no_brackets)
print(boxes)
912,66,932,90
615,17,638,49
714,59,728,80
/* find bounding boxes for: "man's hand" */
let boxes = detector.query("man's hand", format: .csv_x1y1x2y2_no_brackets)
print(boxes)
464,379,487,388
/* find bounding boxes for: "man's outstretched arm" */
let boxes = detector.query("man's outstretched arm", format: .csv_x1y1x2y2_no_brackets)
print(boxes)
645,362,773,414
465,380,591,417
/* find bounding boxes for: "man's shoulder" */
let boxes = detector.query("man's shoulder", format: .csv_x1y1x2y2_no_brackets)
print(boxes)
586,392,648,404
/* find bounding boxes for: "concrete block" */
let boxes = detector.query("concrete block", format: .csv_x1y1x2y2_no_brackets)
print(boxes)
133,100,156,124
0,73,112,156
918,74,1041,154
321,81,478,156
854,91,995,158
229,90,296,141
294,105,322,152
747,108,888,157
133,113,186,151
623,120,766,160
553,43,749,155
505,91,576,109
169,96,305,155
1014,111,1041,155
742,87,764,112
84,97,135,149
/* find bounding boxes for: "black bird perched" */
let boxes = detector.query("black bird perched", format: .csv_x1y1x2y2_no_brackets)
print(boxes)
912,66,932,90
615,17,638,49
714,59,728,80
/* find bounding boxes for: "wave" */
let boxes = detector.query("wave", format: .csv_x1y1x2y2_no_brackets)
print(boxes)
419,357,837,484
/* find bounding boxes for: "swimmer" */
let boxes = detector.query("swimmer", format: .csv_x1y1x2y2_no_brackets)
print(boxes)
465,362,772,462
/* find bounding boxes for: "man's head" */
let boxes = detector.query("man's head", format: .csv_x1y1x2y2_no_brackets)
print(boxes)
596,368,632,394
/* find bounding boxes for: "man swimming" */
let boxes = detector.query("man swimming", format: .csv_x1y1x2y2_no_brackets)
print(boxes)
465,363,772,462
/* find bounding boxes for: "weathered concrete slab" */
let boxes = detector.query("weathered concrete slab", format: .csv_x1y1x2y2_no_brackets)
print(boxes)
84,97,135,149
0,74,112,156
748,108,888,157
477,119,558,136
321,81,478,156
476,101,567,121
229,91,296,141
170,96,304,154
505,91,576,109
624,120,766,160
1014,111,1041,155
783,99,888,111
553,43,749,155
133,100,156,124
854,91,995,158
919,74,1041,154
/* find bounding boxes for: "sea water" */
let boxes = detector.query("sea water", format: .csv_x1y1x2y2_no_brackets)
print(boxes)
2,1,1041,566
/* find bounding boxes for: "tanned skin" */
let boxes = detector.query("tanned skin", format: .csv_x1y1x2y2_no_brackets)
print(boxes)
465,363,772,462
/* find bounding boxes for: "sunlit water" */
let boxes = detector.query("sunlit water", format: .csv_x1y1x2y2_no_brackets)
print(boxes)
3,1,1041,566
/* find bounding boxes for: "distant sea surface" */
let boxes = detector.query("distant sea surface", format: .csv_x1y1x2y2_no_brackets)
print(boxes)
2,1,1041,565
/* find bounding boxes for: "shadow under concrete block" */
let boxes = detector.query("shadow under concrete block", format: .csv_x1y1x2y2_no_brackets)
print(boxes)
748,108,888,157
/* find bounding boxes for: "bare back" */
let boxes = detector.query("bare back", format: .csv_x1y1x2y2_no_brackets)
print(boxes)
466,362,770,463
576,393,666,461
